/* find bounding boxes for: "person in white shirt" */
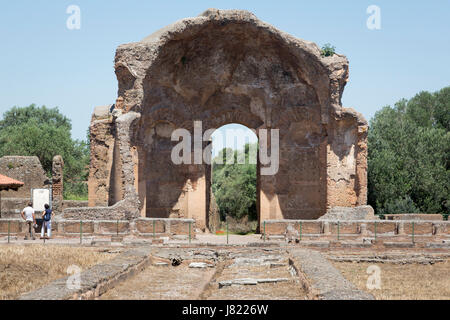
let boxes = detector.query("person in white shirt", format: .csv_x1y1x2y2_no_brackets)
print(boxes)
21,202,36,240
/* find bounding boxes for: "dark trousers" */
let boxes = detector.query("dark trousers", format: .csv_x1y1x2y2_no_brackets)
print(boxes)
25,221,35,239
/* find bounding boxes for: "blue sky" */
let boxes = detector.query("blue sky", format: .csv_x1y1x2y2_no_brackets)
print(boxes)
1,0,449,148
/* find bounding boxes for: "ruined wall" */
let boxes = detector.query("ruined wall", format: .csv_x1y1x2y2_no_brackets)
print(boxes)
0,156,48,198
87,9,368,226
326,108,368,208
88,106,115,207
52,155,64,213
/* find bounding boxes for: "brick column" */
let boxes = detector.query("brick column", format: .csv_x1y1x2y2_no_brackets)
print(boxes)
52,155,64,213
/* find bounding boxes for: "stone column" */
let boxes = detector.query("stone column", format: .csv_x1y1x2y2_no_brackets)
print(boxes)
52,155,64,213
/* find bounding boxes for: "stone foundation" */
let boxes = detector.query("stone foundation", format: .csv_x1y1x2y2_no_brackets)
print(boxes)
263,219,450,241
0,217,196,239
384,214,443,221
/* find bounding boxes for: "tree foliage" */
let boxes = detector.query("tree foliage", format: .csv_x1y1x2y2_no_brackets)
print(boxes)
321,43,336,57
368,87,450,215
212,144,257,221
0,104,90,199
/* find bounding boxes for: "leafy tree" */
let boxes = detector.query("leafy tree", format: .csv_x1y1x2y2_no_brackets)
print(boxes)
0,104,71,131
0,104,90,199
368,87,450,215
212,143,257,221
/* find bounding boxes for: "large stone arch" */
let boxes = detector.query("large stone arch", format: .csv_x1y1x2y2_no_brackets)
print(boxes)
87,9,368,231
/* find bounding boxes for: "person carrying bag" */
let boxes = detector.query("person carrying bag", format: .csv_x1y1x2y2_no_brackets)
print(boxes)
41,204,52,239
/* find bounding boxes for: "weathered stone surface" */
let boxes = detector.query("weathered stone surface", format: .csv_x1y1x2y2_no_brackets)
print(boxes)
88,115,115,207
52,155,64,213
93,105,112,120
290,248,374,300
0,156,48,198
62,200,89,210
319,205,376,220
86,9,368,226
19,247,151,300
0,197,30,218
384,214,443,221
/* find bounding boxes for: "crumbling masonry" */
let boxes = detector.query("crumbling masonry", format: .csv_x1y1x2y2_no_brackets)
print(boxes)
83,9,369,231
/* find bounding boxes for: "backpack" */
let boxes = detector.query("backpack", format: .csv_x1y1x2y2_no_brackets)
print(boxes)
44,209,52,221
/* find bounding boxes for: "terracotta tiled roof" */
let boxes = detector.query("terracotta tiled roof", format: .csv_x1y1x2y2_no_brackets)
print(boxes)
0,174,24,190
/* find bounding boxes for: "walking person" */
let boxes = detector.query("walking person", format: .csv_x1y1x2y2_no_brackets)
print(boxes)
21,202,36,240
41,204,52,239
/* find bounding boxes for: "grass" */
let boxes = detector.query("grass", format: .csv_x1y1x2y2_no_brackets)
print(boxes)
332,260,450,300
63,194,88,201
0,245,117,299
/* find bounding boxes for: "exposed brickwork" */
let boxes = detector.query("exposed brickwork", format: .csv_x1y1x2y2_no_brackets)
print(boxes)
403,222,434,235
51,155,64,213
385,214,443,221
62,221,94,234
135,219,165,234
366,221,397,235
0,156,48,198
86,9,368,229
262,219,450,242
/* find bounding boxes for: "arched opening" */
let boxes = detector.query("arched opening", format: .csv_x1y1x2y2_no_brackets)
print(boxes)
125,11,333,232
207,124,259,234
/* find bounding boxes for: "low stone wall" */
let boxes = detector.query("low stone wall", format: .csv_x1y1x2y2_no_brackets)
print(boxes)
384,214,443,221
62,200,89,210
264,219,450,240
0,199,89,218
0,198,29,218
290,249,374,300
61,197,141,221
134,218,195,237
0,217,196,239
20,247,152,300
319,206,377,220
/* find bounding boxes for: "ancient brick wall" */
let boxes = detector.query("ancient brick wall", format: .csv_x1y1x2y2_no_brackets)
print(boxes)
86,9,369,228
0,156,48,198
88,106,115,207
51,155,64,213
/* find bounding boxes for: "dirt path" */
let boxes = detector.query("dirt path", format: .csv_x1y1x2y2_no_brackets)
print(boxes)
100,263,215,300
99,248,307,300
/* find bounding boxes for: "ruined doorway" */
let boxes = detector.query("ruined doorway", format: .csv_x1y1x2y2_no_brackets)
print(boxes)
207,124,259,233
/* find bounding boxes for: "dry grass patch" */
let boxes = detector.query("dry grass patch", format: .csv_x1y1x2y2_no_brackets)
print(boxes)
0,245,117,299
332,260,450,300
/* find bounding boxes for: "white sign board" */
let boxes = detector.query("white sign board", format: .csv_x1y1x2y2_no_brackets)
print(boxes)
32,188,50,212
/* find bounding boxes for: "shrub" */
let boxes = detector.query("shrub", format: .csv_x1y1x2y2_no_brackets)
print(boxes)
379,196,420,215
63,181,88,200
321,43,336,57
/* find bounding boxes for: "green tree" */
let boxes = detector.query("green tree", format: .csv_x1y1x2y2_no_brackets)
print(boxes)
0,104,90,199
212,143,257,221
368,87,450,215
